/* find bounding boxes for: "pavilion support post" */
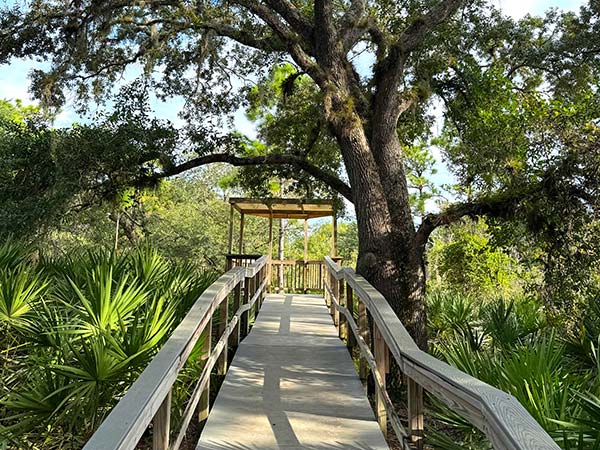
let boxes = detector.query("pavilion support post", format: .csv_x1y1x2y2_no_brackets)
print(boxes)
227,204,234,255
277,218,285,293
238,213,245,254
331,213,338,257
303,218,308,293
268,211,273,292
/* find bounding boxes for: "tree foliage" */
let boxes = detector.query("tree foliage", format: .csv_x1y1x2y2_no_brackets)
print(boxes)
2,0,600,345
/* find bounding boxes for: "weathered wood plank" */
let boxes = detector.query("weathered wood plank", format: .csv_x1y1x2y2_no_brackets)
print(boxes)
217,294,228,376
230,284,241,350
324,282,410,450
152,390,171,450
374,324,388,436
346,285,355,349
408,378,424,450
198,317,212,423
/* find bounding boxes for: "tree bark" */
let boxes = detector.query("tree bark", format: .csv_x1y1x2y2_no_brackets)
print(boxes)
321,77,428,349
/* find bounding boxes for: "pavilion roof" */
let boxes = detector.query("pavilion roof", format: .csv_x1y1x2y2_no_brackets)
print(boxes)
229,198,334,219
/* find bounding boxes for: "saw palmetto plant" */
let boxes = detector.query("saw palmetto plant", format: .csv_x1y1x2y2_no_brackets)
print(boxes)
0,244,217,449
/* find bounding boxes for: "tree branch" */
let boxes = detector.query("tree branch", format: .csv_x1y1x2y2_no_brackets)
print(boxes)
371,0,466,111
201,21,287,52
339,0,367,50
233,0,324,82
314,0,337,69
143,153,353,201
398,0,466,55
415,193,526,250
263,0,313,43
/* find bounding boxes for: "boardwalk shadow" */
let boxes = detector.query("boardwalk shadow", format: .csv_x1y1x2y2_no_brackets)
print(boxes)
197,441,382,450
196,294,388,450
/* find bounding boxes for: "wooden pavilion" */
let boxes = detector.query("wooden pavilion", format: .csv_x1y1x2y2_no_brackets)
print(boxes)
225,197,340,292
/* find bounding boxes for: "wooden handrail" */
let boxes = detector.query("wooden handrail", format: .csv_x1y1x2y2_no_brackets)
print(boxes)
83,256,269,450
323,256,560,450
270,259,327,293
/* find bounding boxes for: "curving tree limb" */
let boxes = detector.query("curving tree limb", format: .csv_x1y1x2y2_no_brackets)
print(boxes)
143,152,354,201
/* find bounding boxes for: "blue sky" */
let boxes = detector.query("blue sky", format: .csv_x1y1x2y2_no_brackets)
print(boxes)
0,0,588,215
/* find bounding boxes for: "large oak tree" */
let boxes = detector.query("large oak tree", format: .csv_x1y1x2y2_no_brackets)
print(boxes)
1,0,599,348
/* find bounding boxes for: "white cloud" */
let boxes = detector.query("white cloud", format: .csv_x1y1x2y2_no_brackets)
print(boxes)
0,59,38,104
497,0,586,18
496,0,542,18
233,108,258,140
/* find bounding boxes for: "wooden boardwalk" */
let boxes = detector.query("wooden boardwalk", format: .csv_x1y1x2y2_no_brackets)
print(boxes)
83,256,560,450
196,294,389,450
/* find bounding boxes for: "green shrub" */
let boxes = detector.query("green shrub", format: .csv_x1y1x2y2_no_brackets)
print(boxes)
0,245,218,449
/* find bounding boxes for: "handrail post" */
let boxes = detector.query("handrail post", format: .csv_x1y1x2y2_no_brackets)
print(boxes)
250,272,257,323
261,266,266,307
198,318,212,423
319,262,323,292
358,298,369,382
302,261,307,293
408,378,424,450
373,324,389,436
255,268,260,310
152,390,171,450
324,268,331,308
346,284,355,349
217,295,228,376
330,272,336,319
338,278,346,340
241,276,250,338
230,283,242,350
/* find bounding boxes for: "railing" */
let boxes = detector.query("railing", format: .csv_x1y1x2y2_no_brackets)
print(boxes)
323,256,560,450
225,253,262,270
83,256,269,450
270,259,329,292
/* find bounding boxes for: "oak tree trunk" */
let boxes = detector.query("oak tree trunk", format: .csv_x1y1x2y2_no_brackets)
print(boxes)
323,84,428,349
307,6,429,347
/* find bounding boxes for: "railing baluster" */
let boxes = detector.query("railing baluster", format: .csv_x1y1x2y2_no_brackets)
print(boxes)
408,378,424,450
152,390,171,450
324,271,330,308
302,261,306,293
338,278,346,340
250,272,257,323
346,285,355,349
358,298,369,382
373,325,388,436
198,317,212,423
241,276,250,338
330,272,336,318
260,267,267,308
217,295,228,376
230,283,241,350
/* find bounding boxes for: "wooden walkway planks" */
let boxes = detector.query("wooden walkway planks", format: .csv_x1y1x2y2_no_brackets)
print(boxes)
196,294,389,450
